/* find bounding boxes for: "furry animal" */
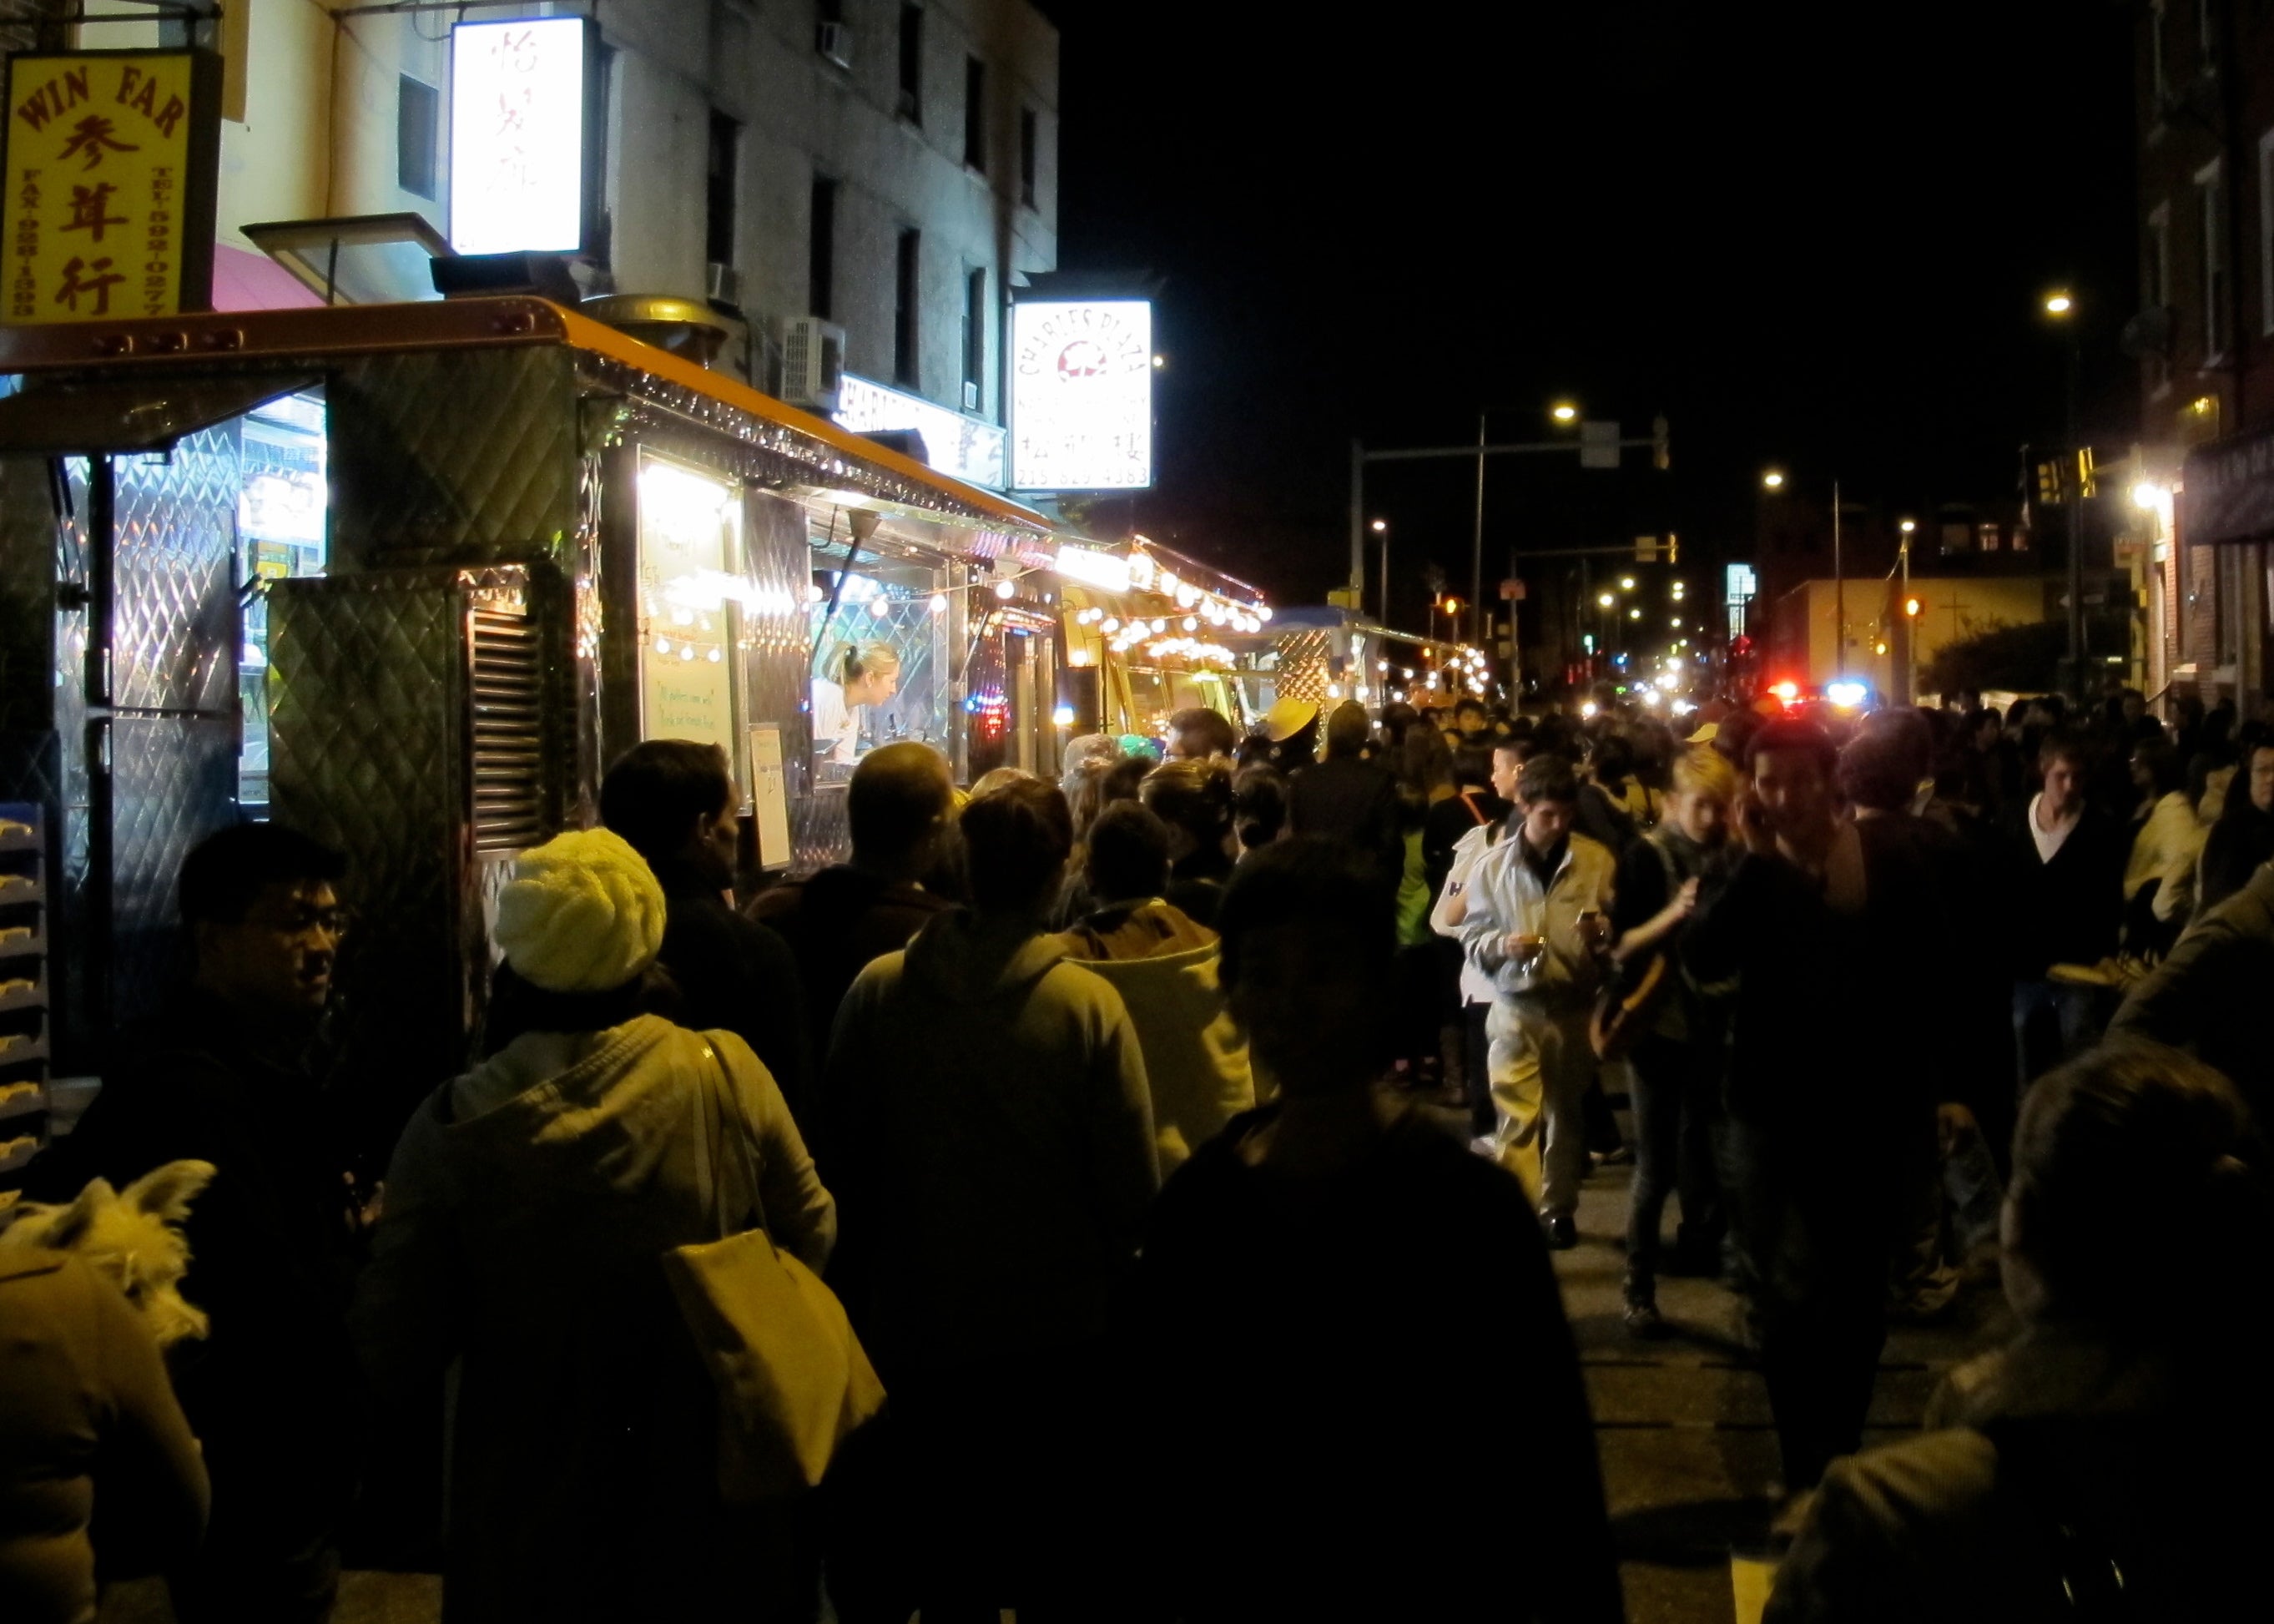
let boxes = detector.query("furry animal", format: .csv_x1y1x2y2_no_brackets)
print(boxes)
0,1159,216,1346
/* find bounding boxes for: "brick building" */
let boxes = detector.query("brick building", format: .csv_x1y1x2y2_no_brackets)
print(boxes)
2131,0,2274,710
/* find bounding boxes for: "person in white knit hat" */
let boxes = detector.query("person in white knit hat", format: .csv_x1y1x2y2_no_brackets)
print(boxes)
354,826,834,1623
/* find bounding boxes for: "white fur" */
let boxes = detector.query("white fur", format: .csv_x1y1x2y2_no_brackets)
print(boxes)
0,1159,217,1346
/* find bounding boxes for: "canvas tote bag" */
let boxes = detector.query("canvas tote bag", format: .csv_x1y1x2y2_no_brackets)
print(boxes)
660,1033,885,1505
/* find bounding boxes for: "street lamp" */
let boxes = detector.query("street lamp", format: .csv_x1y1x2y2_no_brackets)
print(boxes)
1762,469,1787,491
1620,576,1636,591
1550,401,1579,424
1370,518,1389,623
1597,592,1615,609
2044,290,2084,697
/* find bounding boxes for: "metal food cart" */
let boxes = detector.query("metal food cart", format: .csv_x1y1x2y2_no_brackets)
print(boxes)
0,296,1061,1112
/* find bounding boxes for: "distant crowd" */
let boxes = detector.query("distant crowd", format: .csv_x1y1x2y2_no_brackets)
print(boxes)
2,677,2267,1624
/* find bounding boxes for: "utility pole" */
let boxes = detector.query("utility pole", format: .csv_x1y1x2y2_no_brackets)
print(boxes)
2065,337,2085,701
1349,438,1365,600
1833,478,1844,679
1471,412,1487,647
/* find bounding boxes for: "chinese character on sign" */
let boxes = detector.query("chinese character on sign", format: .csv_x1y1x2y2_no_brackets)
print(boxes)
57,114,138,171
55,254,123,314
58,181,124,241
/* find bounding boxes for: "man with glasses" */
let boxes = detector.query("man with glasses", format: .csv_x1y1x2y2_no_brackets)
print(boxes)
38,824,366,1622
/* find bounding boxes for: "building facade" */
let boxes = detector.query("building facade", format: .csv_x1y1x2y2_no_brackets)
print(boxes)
14,0,1056,478
2131,0,2274,709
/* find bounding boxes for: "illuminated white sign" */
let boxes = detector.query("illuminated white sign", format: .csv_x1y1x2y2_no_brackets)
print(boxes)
1011,299,1152,491
450,18,587,255
834,373,1007,489
1726,562,1757,603
1052,543,1132,593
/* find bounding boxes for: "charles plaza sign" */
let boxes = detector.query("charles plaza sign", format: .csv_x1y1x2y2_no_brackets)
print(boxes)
3,49,222,325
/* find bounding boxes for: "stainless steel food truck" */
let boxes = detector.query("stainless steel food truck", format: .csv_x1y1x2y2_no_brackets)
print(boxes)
0,295,1072,1119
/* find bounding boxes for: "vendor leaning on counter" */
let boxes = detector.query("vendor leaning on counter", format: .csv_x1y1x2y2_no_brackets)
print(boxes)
812,643,901,774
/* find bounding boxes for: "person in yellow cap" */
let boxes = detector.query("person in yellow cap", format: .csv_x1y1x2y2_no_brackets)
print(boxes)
1259,696,1320,772
355,826,835,1624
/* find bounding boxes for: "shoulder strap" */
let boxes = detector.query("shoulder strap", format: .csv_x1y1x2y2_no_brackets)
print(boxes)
693,1033,769,1241
1977,1420,2132,1624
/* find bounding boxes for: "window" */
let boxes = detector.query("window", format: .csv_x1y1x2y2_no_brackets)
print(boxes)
2201,160,2227,360
898,3,923,124
2152,2,2170,106
705,111,739,269
895,229,921,387
1020,108,1038,208
964,56,986,172
397,76,439,199
2149,199,2173,389
809,175,836,320
962,267,986,412
2261,132,2274,335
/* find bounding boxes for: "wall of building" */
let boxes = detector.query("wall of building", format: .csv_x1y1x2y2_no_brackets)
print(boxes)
2133,0,2274,708
88,0,1058,445
1770,575,2057,695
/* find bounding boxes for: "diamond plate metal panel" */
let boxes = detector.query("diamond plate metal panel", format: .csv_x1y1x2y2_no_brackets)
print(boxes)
270,573,471,1122
112,430,240,714
0,454,60,735
328,348,579,570
269,567,567,1134
110,717,238,1026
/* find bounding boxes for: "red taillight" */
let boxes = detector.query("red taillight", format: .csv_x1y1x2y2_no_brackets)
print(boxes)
1770,680,1799,704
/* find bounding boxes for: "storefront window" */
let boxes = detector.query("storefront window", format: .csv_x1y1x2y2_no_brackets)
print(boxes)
806,538,952,784
237,391,327,809
636,453,749,794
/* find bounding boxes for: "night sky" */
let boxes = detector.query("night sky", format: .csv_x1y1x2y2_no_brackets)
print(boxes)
1046,1,2141,633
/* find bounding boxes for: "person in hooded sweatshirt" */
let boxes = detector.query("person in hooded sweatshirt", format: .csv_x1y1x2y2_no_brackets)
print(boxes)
352,829,834,1624
1767,1039,2269,1623
827,775,1157,1618
1056,800,1253,1172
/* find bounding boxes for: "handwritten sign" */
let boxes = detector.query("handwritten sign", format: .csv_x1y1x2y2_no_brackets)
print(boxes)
3,50,219,325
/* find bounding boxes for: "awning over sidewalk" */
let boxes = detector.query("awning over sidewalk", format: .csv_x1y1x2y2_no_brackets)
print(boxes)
2182,422,2274,546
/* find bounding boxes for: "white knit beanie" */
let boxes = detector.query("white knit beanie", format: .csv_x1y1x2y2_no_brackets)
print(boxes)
493,828,668,994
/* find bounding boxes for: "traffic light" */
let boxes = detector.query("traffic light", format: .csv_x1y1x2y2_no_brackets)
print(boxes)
1651,414,1671,472
1666,531,1678,565
2036,459,2064,506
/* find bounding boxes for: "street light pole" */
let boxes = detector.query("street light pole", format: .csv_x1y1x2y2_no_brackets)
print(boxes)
1471,411,1487,648
1833,478,1844,678
1372,518,1389,623
2065,333,2085,701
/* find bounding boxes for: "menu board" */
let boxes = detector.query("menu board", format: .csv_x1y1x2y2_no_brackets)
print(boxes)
638,456,739,764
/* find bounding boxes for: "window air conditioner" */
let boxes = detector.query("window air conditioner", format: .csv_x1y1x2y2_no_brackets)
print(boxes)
961,381,980,411
816,22,853,69
706,262,741,308
781,316,846,413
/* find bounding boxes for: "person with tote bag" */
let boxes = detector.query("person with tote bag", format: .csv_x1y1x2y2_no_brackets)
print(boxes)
354,828,836,1623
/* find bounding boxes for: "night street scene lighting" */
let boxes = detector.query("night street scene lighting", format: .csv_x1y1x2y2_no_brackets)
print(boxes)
0,8,2259,1623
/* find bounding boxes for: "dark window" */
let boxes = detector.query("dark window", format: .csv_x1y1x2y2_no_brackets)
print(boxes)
809,176,836,320
898,4,923,123
962,267,986,410
964,57,986,171
895,229,921,387
398,76,438,199
706,111,739,268
1020,108,1038,208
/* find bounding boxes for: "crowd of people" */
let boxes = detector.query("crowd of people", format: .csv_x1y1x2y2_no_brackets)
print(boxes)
1,678,2267,1623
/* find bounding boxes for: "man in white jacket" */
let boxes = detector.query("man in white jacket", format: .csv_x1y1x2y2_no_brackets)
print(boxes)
1460,753,1618,1248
